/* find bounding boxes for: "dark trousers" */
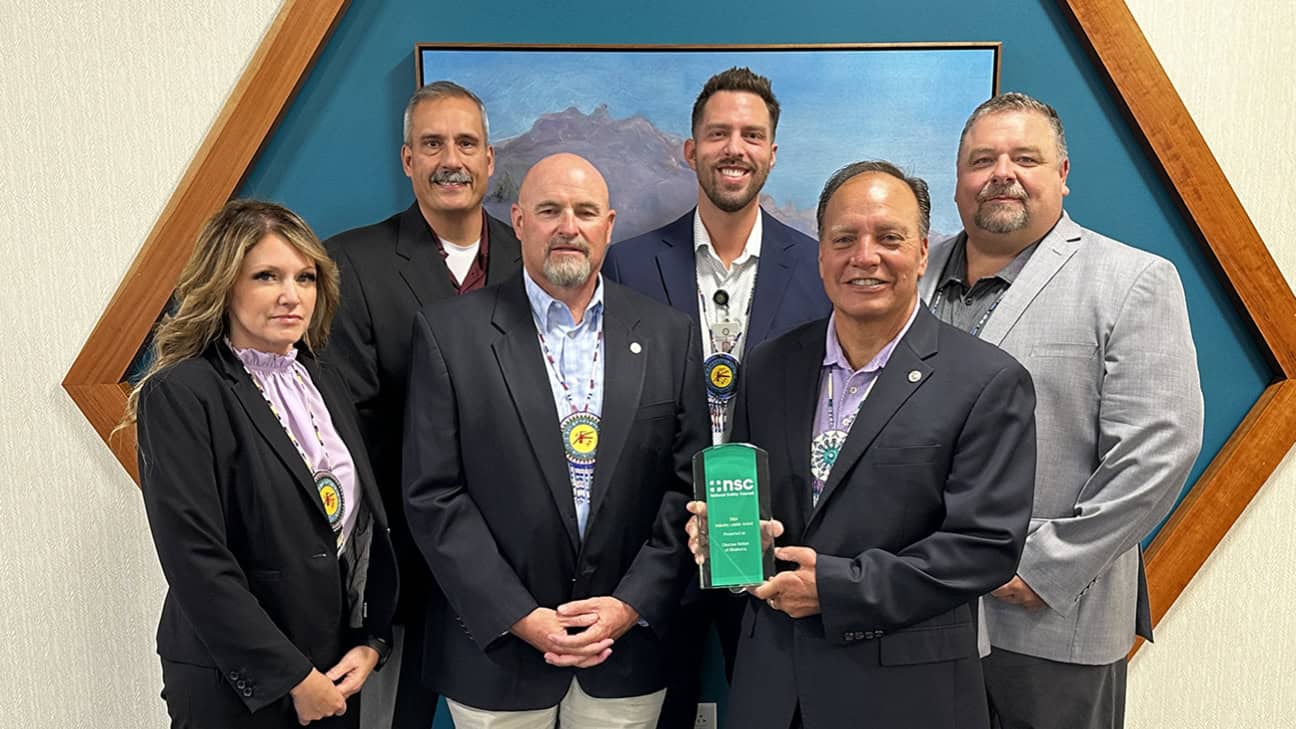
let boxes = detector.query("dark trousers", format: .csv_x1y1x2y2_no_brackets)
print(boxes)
655,592,745,729
983,648,1127,729
161,659,360,729
391,611,439,729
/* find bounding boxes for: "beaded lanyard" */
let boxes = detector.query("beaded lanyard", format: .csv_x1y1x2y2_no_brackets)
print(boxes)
809,368,879,504
536,326,604,513
698,265,758,445
236,352,347,552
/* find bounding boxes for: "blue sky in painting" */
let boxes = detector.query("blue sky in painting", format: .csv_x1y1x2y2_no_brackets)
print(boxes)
421,48,995,237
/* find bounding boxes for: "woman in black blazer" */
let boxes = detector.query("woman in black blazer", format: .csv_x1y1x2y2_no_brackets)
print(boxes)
123,200,398,727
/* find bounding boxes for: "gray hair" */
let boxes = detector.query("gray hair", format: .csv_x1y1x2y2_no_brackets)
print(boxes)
816,160,932,238
402,80,490,145
959,92,1068,160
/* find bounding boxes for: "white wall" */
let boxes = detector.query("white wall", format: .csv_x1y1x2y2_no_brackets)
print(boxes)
0,2,281,726
0,1,1289,726
1123,1,1296,726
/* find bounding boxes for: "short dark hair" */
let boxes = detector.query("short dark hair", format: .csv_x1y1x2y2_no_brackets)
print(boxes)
403,80,490,145
960,92,1067,160
816,161,932,238
691,67,781,138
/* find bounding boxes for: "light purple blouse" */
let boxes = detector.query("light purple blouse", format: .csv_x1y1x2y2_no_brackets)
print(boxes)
810,303,920,502
232,344,360,552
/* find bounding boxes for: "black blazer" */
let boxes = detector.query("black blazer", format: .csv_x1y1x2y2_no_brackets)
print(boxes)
137,342,398,714
725,307,1036,729
402,274,710,710
603,208,831,348
325,204,521,614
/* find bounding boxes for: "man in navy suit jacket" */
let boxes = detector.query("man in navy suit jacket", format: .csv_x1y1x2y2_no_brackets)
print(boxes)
701,161,1035,729
603,66,830,729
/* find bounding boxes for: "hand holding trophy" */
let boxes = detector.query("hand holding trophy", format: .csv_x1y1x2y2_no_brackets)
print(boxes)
687,444,782,589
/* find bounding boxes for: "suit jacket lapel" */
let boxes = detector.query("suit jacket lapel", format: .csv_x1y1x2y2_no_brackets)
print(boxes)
654,211,700,327
806,307,938,532
484,212,522,285
586,286,645,532
490,277,582,551
782,321,826,528
977,214,1082,346
747,211,794,349
395,203,457,306
212,344,327,523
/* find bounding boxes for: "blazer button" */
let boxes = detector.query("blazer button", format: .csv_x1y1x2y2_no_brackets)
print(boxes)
236,680,246,689
864,631,875,640
228,671,239,680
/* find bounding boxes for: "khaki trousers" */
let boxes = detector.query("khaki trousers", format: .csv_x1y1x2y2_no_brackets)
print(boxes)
447,678,665,729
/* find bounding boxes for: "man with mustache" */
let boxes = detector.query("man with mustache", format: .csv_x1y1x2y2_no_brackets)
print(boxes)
919,93,1204,729
324,80,522,729
403,153,708,728
603,66,829,729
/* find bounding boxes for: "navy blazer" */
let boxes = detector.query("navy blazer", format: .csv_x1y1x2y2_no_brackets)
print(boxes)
402,273,710,711
603,208,830,349
137,342,398,714
724,307,1036,729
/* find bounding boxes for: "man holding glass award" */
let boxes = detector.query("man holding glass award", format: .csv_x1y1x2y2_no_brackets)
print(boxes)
688,161,1037,729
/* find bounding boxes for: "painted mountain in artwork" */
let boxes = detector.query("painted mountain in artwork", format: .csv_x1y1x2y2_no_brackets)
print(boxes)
484,105,816,242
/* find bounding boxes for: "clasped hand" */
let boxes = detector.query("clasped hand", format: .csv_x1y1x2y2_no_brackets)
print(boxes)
288,644,378,725
511,596,639,669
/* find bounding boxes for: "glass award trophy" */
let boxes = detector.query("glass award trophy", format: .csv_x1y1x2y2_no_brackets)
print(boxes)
692,442,774,589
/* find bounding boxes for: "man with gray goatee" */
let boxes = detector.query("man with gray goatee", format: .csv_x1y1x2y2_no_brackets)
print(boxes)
920,92,1204,729
326,80,522,729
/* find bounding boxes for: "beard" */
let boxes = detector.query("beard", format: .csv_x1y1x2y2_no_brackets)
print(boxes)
542,237,592,288
973,181,1029,234
699,158,770,213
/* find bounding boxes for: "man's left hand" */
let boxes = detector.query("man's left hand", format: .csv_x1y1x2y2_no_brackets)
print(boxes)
991,575,1047,611
324,645,379,699
544,596,641,667
750,546,820,618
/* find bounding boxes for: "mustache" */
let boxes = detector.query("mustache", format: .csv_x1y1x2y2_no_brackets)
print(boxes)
977,181,1026,202
715,156,752,171
546,236,591,256
430,169,472,184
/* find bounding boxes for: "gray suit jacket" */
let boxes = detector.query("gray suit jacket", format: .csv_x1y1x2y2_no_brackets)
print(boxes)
921,212,1204,665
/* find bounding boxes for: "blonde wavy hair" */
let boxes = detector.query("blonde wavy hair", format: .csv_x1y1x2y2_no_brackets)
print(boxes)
121,199,340,427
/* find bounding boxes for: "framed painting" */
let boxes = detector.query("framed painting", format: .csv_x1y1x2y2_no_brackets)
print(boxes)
416,43,999,242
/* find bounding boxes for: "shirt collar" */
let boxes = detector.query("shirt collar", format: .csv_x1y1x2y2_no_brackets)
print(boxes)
822,299,920,373
937,234,1038,289
427,208,492,259
693,208,764,268
523,267,605,330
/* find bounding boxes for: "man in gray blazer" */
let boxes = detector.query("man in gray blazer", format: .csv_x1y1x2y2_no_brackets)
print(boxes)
920,92,1204,728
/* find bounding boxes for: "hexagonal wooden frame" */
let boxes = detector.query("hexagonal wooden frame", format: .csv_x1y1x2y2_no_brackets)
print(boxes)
64,0,1296,644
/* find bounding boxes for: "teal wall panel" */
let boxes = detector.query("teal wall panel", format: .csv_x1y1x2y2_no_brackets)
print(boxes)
237,2,1273,724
